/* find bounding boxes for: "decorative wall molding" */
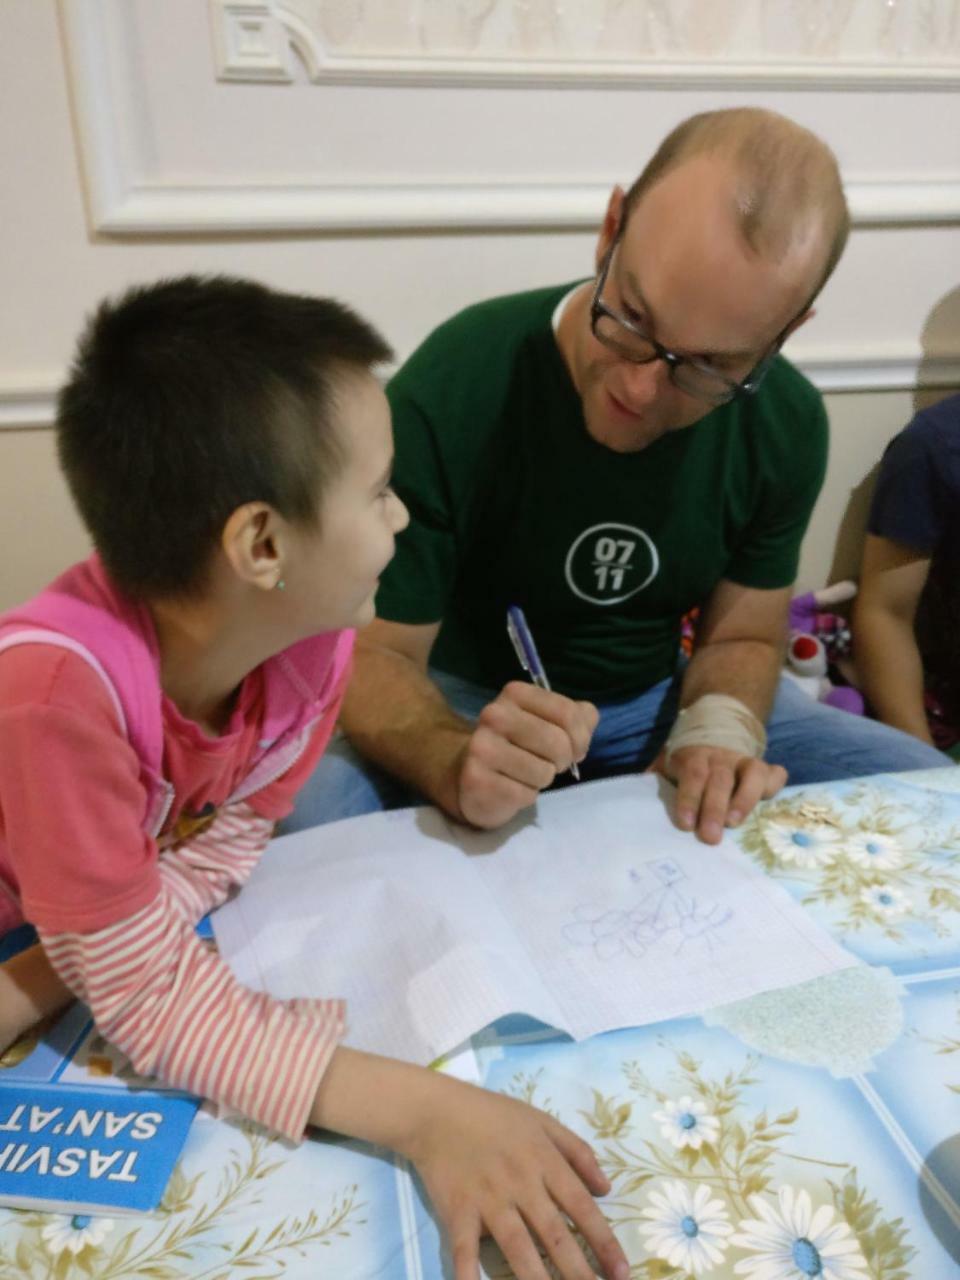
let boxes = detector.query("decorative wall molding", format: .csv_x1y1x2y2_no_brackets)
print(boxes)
59,0,960,235
800,352,960,394
0,386,63,431
5,352,959,430
210,0,296,82
209,0,960,90
66,176,960,236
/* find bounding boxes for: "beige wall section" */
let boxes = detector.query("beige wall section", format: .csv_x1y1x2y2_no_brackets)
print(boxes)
0,430,90,609
1,1,959,609
5,388,957,612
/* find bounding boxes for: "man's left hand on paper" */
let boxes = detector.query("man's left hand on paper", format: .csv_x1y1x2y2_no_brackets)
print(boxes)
656,744,787,845
661,579,790,841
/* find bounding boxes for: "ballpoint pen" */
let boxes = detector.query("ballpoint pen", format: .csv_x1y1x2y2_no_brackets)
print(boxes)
506,604,581,781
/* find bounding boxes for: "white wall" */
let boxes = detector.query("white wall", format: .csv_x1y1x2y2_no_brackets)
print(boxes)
2,0,959,607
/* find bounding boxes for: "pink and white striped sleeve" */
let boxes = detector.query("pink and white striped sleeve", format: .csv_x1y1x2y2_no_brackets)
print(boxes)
38,890,345,1142
158,801,274,924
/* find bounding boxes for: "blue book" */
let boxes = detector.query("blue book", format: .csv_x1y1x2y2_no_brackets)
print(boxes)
0,1002,200,1215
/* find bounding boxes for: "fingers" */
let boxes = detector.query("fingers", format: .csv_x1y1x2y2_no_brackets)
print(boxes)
762,762,789,798
486,1206,555,1280
546,1172,629,1280
491,682,597,770
489,1180,627,1280
457,751,541,829
423,1086,627,1280
727,757,785,826
521,1201,598,1280
450,1213,482,1280
457,686,598,827
694,761,735,844
453,1190,622,1280
546,1118,610,1197
670,747,785,843
542,1121,628,1280
672,750,723,841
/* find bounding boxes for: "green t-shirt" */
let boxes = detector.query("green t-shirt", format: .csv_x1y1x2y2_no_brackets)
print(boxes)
380,283,828,701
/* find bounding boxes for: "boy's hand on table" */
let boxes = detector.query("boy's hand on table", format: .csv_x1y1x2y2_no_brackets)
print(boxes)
400,1074,629,1280
454,683,598,830
311,1049,628,1279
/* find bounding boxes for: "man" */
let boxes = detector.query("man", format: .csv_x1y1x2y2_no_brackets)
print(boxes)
294,107,948,842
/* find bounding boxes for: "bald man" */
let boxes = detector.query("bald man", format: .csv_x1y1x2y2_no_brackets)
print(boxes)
292,107,949,841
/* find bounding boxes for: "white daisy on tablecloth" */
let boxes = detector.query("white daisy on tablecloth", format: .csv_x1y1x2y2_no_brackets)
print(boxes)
842,830,906,870
860,883,912,919
653,1094,721,1150
762,821,842,869
638,1179,733,1274
732,1184,869,1280
41,1214,115,1256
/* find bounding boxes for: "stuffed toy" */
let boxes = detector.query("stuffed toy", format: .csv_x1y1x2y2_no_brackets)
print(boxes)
786,581,865,715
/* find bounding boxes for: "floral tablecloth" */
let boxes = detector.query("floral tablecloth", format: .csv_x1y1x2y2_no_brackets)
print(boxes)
2,767,959,1278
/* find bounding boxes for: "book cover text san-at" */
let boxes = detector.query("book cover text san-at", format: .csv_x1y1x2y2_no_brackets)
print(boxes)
0,1002,199,1215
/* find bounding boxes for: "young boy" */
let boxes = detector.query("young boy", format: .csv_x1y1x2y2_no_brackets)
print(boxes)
0,277,628,1280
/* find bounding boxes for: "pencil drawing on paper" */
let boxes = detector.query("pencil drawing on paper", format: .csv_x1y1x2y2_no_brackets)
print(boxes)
562,858,733,961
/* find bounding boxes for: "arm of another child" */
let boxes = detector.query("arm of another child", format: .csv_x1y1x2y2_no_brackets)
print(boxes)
0,943,73,1052
853,533,933,743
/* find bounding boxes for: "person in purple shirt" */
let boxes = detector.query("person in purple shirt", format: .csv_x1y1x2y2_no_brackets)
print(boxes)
854,392,960,751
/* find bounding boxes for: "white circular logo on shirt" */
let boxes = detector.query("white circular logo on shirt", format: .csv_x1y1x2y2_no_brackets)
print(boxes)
564,522,659,606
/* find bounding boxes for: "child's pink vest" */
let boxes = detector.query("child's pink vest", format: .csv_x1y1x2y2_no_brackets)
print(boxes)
0,555,353,931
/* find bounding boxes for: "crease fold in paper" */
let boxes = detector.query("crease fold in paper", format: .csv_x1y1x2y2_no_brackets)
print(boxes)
213,775,858,1064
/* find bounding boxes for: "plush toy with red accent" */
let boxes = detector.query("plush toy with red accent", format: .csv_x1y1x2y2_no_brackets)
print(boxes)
785,581,865,715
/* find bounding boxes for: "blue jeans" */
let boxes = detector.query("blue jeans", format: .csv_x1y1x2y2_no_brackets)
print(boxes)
282,668,952,833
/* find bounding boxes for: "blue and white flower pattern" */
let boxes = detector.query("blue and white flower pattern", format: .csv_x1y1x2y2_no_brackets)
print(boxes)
41,1214,115,1256
860,883,912,919
842,830,906,871
732,1185,870,1279
638,1178,733,1274
763,821,842,870
652,1094,720,1150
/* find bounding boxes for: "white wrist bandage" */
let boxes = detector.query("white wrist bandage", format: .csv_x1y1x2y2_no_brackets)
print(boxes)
664,693,767,769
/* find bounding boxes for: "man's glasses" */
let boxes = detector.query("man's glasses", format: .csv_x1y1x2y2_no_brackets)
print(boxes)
589,234,788,406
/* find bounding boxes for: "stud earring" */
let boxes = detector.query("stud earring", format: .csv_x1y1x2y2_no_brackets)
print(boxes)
275,578,286,591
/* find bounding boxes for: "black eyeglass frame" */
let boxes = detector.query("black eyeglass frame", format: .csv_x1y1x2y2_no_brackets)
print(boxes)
589,226,796,406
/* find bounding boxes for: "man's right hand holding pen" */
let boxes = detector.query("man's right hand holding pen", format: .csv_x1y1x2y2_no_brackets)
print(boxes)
449,607,596,828
455,678,598,828
342,614,597,833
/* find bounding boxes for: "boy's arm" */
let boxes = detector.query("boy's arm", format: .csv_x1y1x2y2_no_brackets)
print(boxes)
38,899,628,1279
158,802,276,924
39,891,344,1141
310,1046,629,1280
0,943,73,1052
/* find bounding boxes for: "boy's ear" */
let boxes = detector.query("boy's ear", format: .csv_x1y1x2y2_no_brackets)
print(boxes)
221,502,286,592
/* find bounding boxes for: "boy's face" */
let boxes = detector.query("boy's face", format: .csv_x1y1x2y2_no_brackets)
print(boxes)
285,370,408,633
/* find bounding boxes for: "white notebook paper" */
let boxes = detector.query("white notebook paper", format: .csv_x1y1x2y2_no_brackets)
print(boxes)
213,774,857,1064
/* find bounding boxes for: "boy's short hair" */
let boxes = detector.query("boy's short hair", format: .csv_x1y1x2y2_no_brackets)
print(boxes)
57,275,392,599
